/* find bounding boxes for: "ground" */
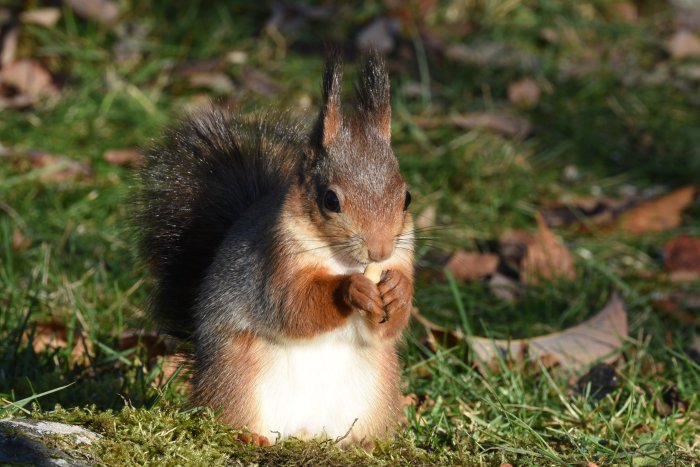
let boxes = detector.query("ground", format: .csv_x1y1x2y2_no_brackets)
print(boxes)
1,1,699,465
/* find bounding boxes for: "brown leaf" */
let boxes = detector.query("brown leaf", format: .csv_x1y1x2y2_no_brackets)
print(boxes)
467,293,628,373
1,26,18,66
664,235,700,280
620,186,697,234
103,148,142,168
188,72,235,94
652,292,700,326
12,228,31,252
0,59,59,101
155,353,190,389
507,78,540,108
667,30,700,59
488,272,522,302
20,8,62,27
356,16,401,53
23,321,92,366
445,250,499,282
451,112,532,138
30,152,92,183
66,0,119,26
540,196,631,229
240,69,280,96
521,213,576,283
118,328,177,362
610,2,638,22
411,308,464,349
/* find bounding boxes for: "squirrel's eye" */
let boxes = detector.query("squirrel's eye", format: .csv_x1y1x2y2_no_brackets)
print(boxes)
324,190,341,213
404,191,412,211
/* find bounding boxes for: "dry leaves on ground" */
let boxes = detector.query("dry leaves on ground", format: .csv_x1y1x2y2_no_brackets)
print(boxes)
1,147,92,183
620,186,697,234
507,78,540,108
664,235,700,281
0,59,59,102
66,0,119,26
521,213,576,283
103,148,142,168
23,321,93,367
445,250,500,282
12,228,31,252
451,112,532,138
468,293,628,373
541,186,697,234
20,8,62,28
667,30,700,59
411,294,628,374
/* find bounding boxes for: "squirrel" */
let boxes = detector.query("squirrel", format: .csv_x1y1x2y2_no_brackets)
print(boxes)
135,51,415,447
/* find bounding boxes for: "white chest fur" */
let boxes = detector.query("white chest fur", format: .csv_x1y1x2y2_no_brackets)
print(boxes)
254,316,382,442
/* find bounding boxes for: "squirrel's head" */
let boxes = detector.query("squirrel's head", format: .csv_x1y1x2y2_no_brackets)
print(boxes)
297,52,413,267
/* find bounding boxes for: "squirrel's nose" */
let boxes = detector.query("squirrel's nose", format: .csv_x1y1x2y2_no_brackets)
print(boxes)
367,239,394,262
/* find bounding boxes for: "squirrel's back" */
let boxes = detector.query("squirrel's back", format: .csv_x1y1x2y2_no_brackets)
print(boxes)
135,108,304,337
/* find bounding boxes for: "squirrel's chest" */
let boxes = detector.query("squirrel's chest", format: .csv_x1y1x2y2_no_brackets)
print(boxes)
254,321,382,441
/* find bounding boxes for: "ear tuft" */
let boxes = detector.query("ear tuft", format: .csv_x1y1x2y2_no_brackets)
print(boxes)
356,50,391,141
314,50,344,148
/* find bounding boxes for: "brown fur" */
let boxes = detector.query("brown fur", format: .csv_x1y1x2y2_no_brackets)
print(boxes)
192,331,260,429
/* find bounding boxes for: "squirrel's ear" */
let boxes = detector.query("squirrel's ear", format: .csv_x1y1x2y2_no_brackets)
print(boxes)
356,51,391,141
314,52,344,148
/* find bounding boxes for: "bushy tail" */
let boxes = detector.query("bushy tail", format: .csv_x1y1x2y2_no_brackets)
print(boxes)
134,107,304,338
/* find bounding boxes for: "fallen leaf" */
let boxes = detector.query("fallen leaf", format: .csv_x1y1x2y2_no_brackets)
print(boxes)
265,3,334,33
610,2,638,22
356,16,401,53
620,186,697,234
12,228,31,252
664,235,700,280
521,213,576,284
240,68,280,96
103,148,142,168
652,292,700,326
467,293,627,373
488,272,522,302
23,321,92,366
66,0,119,26
507,78,540,108
498,230,536,266
30,152,92,183
1,26,18,66
411,308,464,349
20,8,62,27
0,59,59,101
451,112,532,138
575,363,619,400
445,42,539,71
118,328,177,362
540,196,631,229
445,250,499,282
188,72,235,94
155,353,190,389
667,30,700,59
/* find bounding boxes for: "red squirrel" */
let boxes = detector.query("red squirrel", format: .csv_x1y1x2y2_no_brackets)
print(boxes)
135,52,415,446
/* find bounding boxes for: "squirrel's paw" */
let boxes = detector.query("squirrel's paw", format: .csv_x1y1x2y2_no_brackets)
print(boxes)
343,273,385,323
376,269,413,336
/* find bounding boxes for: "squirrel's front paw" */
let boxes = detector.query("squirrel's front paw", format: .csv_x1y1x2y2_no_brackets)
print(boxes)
342,273,386,323
376,269,413,337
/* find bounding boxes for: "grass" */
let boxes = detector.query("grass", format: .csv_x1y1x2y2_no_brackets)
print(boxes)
1,0,699,465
